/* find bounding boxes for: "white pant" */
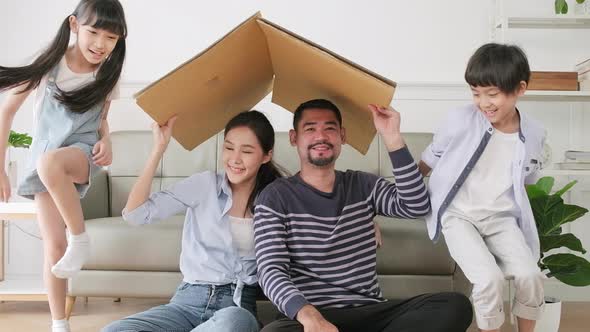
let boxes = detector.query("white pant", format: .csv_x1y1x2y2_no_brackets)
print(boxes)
442,211,544,330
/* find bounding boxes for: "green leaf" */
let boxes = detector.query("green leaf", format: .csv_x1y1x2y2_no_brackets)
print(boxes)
526,184,546,200
543,253,590,286
536,177,554,194
530,192,588,236
530,195,564,234
540,233,587,254
555,0,568,13
577,0,585,4
551,203,589,229
7,130,32,149
554,180,577,197
548,226,563,236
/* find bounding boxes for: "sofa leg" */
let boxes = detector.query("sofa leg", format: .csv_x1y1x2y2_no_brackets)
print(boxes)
85,296,89,303
65,296,76,319
114,297,121,303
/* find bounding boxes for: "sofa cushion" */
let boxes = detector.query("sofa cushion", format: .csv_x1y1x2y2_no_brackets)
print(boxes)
163,135,218,177
80,169,110,220
110,178,161,217
379,133,433,177
69,270,182,298
377,275,455,300
83,216,183,271
110,131,163,177
375,217,454,275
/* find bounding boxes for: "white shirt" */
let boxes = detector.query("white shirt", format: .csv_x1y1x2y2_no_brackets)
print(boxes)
34,57,120,115
32,57,120,138
448,130,519,220
422,104,546,259
229,215,255,257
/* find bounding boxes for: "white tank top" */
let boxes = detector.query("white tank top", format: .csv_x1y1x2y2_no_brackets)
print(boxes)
228,215,255,257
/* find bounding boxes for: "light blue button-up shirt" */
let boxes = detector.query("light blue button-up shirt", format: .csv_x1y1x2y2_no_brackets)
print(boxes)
422,104,546,259
122,171,258,306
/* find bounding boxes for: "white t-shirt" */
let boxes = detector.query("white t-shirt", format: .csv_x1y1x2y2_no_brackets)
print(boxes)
34,56,120,117
448,130,519,220
228,215,255,257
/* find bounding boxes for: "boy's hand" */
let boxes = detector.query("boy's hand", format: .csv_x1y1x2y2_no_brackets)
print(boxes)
93,137,113,166
152,115,178,153
368,104,404,151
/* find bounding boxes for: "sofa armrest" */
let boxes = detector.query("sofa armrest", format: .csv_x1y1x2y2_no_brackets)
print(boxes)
81,168,110,220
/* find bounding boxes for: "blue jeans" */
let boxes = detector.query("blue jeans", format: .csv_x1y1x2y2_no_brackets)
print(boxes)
102,282,259,332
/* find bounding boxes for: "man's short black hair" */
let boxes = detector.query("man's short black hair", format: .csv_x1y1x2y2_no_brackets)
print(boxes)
293,99,342,130
465,43,530,94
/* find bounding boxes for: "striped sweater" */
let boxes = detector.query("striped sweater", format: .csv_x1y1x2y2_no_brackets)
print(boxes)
253,147,431,319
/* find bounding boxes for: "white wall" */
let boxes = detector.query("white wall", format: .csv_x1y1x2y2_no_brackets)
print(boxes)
1,0,589,131
2,0,589,83
1,0,590,299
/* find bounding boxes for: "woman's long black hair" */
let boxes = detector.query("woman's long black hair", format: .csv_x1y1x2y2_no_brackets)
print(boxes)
0,0,127,113
224,111,286,215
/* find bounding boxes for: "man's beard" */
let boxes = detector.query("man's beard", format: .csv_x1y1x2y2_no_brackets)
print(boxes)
307,142,335,166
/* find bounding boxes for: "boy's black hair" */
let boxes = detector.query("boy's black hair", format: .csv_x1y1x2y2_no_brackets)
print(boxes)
293,99,342,130
465,43,530,94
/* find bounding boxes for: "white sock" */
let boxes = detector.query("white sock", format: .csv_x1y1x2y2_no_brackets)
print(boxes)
52,319,71,332
51,231,90,279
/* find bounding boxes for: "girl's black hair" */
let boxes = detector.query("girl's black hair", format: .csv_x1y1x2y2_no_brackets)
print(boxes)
0,0,127,113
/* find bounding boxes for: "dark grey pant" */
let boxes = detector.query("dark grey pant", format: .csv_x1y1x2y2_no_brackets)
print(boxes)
261,292,473,332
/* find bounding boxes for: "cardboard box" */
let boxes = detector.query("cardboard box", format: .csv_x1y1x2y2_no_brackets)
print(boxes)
134,12,396,154
528,71,579,91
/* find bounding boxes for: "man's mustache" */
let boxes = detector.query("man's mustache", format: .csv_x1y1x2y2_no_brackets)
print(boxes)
308,142,334,150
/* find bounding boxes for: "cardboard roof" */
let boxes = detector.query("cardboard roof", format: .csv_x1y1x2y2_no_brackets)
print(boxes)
134,12,396,154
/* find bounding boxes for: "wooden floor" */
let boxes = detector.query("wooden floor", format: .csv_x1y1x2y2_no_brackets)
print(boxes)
0,298,588,331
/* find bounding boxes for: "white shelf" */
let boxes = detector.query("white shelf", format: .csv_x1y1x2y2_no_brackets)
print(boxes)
0,278,45,294
495,16,590,29
522,90,590,102
541,169,590,177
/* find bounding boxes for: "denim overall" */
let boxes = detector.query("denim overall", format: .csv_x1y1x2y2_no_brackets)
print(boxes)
17,63,103,200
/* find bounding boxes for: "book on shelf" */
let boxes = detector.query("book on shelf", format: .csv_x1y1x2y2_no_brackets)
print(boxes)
556,162,590,170
528,71,578,91
565,150,590,162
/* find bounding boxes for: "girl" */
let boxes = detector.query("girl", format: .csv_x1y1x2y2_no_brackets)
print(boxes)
103,111,284,332
0,1,127,331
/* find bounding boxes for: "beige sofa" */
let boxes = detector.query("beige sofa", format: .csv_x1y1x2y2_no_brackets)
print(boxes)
69,130,469,323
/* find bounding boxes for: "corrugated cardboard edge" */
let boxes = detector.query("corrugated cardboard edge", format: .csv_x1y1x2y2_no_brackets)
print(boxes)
257,18,395,154
257,18,396,90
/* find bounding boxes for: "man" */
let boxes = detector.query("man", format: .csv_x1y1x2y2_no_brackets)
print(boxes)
254,99,473,332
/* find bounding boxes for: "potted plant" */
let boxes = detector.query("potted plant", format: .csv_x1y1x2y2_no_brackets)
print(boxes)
5,130,32,187
8,130,32,149
526,176,590,332
555,0,587,14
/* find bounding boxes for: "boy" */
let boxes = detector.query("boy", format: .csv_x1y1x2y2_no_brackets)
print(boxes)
419,43,546,332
